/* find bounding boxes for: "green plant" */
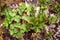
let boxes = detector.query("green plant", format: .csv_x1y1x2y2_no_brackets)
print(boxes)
49,16,57,24
52,2,60,17
1,1,58,39
46,32,53,39
2,3,35,38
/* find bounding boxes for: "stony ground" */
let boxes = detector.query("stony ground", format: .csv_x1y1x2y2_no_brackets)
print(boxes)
0,0,60,40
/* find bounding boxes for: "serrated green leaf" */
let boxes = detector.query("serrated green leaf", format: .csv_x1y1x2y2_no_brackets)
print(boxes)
22,16,31,22
12,15,21,22
17,3,26,15
9,12,16,17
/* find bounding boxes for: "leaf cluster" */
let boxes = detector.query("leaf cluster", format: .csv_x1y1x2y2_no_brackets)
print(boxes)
1,1,58,39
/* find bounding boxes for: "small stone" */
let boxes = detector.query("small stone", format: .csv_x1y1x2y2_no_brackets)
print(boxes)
9,3,18,9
